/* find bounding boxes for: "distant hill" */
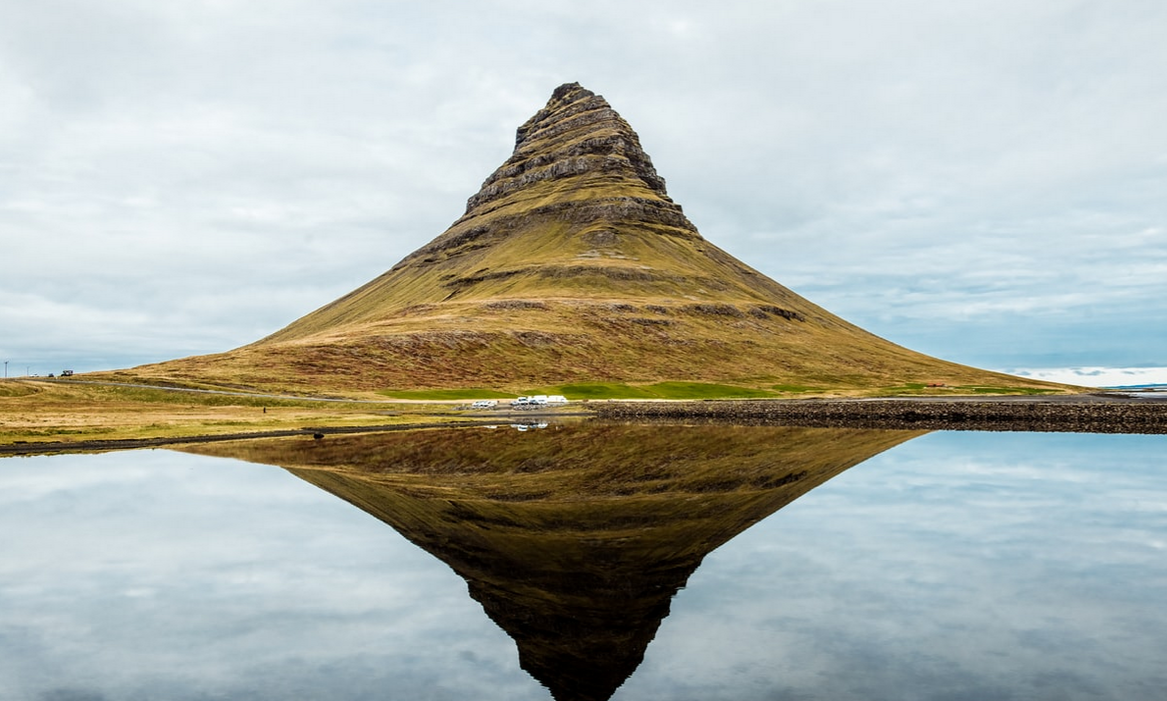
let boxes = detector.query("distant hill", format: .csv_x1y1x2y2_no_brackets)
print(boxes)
119,83,1066,395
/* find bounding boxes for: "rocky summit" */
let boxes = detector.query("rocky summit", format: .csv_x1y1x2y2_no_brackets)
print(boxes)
127,83,1058,394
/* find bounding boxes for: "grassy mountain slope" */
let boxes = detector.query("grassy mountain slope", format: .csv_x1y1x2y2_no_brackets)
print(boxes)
116,83,1066,396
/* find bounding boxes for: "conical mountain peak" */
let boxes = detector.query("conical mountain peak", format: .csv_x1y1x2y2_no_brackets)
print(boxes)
131,84,1058,395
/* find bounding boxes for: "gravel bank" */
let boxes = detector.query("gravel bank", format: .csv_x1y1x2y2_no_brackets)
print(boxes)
593,395,1167,434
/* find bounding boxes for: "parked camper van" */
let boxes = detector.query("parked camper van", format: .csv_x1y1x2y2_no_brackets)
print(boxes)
512,394,568,408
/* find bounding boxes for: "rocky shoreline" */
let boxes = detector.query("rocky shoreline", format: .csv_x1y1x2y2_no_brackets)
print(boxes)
593,395,1167,434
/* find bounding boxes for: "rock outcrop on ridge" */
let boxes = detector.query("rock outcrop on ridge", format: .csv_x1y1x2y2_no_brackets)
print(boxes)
124,83,1060,394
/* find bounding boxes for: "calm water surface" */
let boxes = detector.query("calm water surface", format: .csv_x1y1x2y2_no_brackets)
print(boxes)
1,427,1164,700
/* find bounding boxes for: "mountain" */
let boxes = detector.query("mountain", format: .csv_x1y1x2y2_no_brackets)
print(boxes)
124,83,1059,394
182,422,925,700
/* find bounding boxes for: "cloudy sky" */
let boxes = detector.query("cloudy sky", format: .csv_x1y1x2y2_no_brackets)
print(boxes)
3,0,1165,383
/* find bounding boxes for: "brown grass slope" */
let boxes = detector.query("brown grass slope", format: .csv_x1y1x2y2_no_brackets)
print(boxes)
123,83,1062,395
184,422,924,701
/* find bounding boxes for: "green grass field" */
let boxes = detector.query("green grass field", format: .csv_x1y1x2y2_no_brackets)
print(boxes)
518,382,779,400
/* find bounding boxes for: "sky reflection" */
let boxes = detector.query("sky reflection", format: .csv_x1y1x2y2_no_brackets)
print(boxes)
625,432,1167,700
0,450,544,701
2,431,1166,700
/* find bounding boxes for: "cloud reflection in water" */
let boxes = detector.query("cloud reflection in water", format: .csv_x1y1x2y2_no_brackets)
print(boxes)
2,428,1165,700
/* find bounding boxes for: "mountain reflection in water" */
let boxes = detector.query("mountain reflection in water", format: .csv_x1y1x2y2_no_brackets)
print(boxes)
185,422,922,701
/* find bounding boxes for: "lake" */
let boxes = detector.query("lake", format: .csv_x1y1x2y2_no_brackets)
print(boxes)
2,424,1165,700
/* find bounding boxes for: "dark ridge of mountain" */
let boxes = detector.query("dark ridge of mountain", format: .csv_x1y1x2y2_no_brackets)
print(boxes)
182,423,924,700
121,83,1064,395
